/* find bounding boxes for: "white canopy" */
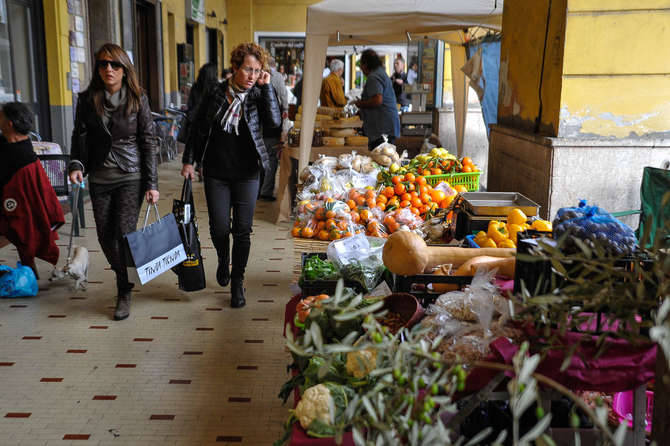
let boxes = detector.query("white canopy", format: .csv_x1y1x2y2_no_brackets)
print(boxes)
297,0,504,172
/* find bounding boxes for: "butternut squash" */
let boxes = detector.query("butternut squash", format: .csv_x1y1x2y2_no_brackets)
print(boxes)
382,231,515,276
453,256,516,277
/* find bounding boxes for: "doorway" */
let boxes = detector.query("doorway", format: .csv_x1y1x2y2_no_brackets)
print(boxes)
135,0,160,110
2,0,50,139
206,27,217,65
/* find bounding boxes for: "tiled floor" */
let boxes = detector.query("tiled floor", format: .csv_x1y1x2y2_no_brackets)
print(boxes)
0,160,293,445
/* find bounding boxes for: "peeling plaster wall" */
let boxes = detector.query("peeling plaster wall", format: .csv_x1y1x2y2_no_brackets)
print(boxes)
559,3,670,138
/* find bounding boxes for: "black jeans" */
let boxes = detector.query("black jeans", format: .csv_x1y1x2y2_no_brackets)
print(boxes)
89,181,143,293
204,174,260,280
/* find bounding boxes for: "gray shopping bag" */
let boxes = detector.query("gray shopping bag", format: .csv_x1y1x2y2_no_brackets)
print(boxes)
124,204,187,285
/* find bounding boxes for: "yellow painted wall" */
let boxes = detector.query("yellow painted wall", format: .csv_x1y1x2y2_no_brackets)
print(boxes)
497,0,567,136
161,0,228,97
43,0,71,106
224,0,319,53
252,0,318,33
559,3,670,137
227,0,253,56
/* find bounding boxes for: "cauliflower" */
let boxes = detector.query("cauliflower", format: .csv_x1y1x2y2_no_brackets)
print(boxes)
345,348,378,379
294,384,335,430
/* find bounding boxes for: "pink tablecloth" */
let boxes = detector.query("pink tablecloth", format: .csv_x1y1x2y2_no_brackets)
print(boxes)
466,325,656,394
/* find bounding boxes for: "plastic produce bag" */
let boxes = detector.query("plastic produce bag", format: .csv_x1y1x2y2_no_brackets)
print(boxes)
553,200,637,256
0,263,38,298
429,269,504,336
327,234,387,291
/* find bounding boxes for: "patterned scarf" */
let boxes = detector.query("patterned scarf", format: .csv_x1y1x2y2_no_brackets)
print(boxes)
220,81,249,135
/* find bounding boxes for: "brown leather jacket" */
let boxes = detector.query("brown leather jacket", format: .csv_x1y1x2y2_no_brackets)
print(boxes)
69,89,158,191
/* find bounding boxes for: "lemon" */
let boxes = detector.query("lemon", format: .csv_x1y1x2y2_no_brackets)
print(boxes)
389,163,399,173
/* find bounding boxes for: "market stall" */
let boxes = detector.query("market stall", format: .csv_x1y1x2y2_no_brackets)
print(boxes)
271,0,505,223
274,150,664,445
297,0,504,174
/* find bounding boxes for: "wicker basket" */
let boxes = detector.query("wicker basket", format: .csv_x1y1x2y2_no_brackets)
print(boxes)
292,238,331,281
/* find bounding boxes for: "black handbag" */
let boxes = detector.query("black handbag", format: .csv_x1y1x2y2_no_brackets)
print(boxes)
172,178,206,291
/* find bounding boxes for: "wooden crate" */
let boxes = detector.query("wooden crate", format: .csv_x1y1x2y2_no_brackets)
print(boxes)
292,238,331,282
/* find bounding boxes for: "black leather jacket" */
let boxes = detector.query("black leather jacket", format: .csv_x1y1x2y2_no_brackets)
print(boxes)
182,80,281,170
69,89,158,191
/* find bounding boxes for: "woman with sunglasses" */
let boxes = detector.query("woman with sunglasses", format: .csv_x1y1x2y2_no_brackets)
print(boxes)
181,43,281,308
69,43,158,321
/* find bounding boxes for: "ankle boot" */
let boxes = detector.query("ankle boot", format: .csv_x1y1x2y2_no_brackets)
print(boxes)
230,279,246,308
114,291,131,320
216,258,230,287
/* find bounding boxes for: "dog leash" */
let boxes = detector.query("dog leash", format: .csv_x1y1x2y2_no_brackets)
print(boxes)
66,182,83,264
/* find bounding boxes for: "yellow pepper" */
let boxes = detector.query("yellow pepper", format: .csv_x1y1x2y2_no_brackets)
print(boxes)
487,220,509,244
507,208,527,226
479,237,498,248
473,231,488,244
497,239,516,249
532,219,553,232
507,224,523,244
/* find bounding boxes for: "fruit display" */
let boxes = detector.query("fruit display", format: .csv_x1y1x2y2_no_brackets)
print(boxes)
292,148,481,243
553,201,637,256
472,208,552,248
378,148,479,184
293,198,364,241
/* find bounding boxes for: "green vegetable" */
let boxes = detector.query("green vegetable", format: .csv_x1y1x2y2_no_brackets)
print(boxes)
340,258,386,292
300,256,340,283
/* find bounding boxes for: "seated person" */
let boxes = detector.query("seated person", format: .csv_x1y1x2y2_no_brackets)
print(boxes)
0,102,64,278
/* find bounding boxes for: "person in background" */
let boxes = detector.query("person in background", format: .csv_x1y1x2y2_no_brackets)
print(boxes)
259,57,289,201
0,102,64,279
320,59,346,108
0,102,37,192
69,43,159,321
407,59,418,85
181,43,281,308
292,63,303,79
355,49,400,149
293,76,304,108
391,57,410,112
322,59,331,78
178,62,219,147
278,64,288,83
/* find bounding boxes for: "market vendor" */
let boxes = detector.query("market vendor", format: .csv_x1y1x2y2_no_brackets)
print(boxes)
319,59,346,108
354,49,400,150
391,56,410,112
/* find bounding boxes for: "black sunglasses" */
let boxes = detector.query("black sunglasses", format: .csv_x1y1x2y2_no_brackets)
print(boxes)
96,59,124,70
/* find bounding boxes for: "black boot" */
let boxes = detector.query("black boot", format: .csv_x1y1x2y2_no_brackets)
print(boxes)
114,275,133,321
114,290,131,320
216,258,230,287
230,278,246,308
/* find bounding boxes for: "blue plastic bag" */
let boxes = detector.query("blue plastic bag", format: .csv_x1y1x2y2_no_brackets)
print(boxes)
553,200,637,256
0,263,38,298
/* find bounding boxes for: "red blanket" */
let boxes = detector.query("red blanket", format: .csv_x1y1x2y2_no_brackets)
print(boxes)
0,160,64,265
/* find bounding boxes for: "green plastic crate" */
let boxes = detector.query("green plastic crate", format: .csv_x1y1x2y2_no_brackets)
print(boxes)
425,171,481,191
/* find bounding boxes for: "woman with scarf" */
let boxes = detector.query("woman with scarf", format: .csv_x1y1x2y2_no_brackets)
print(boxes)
69,43,158,321
181,43,281,308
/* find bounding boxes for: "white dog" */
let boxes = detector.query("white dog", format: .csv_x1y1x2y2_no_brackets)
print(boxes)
50,246,89,290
